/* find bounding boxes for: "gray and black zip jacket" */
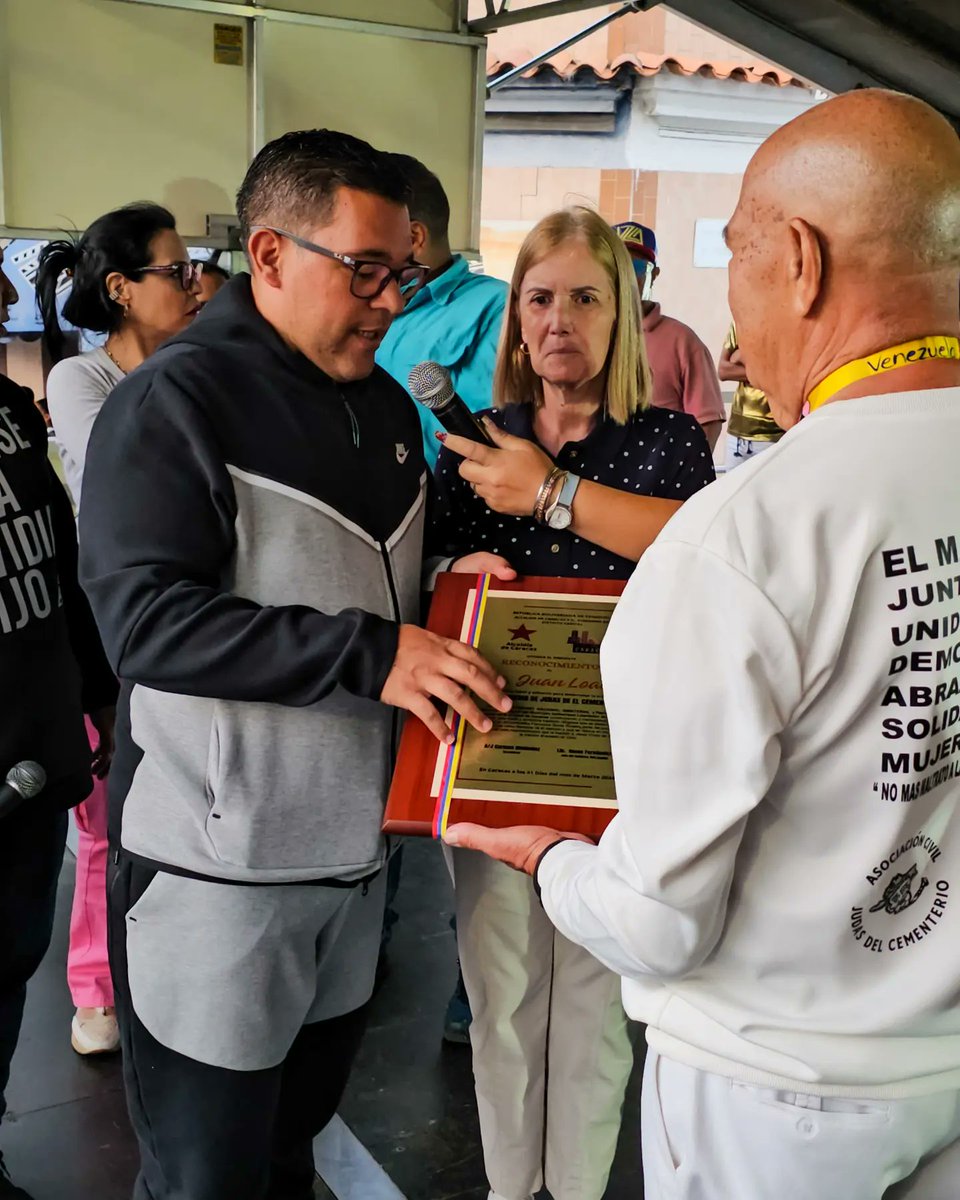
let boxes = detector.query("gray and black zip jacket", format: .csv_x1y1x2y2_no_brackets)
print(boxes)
79,276,426,883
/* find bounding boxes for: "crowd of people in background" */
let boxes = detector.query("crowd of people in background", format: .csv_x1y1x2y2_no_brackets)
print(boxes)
0,139,760,1200
2,85,960,1200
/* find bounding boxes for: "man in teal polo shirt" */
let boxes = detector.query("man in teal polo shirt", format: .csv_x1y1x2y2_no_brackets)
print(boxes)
376,155,506,1043
377,154,507,468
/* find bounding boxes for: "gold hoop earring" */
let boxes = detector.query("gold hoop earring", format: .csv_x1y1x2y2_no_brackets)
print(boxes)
519,341,530,357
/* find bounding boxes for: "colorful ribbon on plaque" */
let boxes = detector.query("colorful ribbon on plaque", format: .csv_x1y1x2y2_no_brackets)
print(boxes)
433,573,493,840
807,335,960,412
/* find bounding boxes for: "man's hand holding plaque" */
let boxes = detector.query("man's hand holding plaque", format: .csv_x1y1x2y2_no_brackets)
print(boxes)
380,623,513,746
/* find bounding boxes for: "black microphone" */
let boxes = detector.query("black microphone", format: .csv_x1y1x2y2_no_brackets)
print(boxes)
408,362,495,448
0,761,47,821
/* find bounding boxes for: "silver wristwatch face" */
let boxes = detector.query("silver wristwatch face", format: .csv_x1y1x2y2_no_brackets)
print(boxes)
547,505,572,530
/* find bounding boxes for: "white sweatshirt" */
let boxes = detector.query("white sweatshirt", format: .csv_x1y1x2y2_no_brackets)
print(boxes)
540,388,960,1098
46,347,124,510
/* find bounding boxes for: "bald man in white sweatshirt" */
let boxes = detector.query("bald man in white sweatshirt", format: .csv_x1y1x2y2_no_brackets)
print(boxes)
445,88,960,1200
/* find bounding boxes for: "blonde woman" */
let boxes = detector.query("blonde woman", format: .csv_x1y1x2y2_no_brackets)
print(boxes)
433,207,715,1200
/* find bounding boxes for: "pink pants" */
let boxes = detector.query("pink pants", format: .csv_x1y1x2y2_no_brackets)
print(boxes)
66,718,113,1009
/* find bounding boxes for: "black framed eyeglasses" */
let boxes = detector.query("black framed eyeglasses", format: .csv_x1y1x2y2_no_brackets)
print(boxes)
252,226,428,299
137,261,203,292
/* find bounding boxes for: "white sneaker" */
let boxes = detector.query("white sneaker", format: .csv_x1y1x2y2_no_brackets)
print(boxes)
71,1007,120,1056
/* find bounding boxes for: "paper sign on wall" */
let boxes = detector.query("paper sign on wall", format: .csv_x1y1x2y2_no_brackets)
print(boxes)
214,24,244,66
693,219,732,269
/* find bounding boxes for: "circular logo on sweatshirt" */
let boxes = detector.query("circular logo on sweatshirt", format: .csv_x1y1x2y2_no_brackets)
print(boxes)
850,830,949,955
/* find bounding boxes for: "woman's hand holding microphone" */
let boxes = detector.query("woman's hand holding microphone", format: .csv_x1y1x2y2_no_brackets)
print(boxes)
438,419,555,518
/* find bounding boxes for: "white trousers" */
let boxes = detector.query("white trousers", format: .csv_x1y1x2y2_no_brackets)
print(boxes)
641,1048,960,1200
451,848,634,1200
724,435,777,472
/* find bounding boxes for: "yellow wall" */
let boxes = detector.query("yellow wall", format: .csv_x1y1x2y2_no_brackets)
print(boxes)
264,23,478,250
263,0,458,31
0,0,248,234
0,0,478,244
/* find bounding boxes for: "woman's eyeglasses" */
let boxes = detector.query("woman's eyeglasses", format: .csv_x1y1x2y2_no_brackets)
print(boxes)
137,261,204,292
251,226,428,299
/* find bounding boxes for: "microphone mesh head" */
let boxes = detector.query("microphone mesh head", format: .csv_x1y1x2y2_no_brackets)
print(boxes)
408,361,454,410
7,761,46,800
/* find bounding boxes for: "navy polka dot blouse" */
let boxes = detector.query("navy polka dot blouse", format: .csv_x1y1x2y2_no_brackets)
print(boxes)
431,404,716,580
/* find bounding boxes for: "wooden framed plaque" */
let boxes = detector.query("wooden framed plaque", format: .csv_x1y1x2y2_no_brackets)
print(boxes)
384,573,624,840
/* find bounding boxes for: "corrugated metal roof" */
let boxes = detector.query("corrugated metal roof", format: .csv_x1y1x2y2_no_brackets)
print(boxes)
663,0,960,124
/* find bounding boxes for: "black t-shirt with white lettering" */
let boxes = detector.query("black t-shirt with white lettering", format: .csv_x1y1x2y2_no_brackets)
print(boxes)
0,374,115,810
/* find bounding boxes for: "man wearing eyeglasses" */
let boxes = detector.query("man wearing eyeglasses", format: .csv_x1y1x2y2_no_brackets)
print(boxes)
79,129,510,1200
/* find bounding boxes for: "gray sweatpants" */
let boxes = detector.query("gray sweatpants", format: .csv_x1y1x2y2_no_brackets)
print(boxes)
110,852,386,1200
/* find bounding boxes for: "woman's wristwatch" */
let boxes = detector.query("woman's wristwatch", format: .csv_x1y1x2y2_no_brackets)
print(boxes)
544,472,581,530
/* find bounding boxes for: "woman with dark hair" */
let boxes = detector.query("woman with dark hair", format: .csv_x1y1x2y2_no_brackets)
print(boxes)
37,202,203,505
35,202,202,1058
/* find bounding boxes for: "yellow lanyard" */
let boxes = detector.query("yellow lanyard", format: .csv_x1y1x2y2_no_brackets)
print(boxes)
807,335,960,412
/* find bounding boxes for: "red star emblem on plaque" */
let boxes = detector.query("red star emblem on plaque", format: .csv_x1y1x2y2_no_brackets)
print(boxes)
507,623,536,642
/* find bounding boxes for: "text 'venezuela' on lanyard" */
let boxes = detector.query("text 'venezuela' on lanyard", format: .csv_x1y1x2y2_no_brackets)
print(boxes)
807,335,960,412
